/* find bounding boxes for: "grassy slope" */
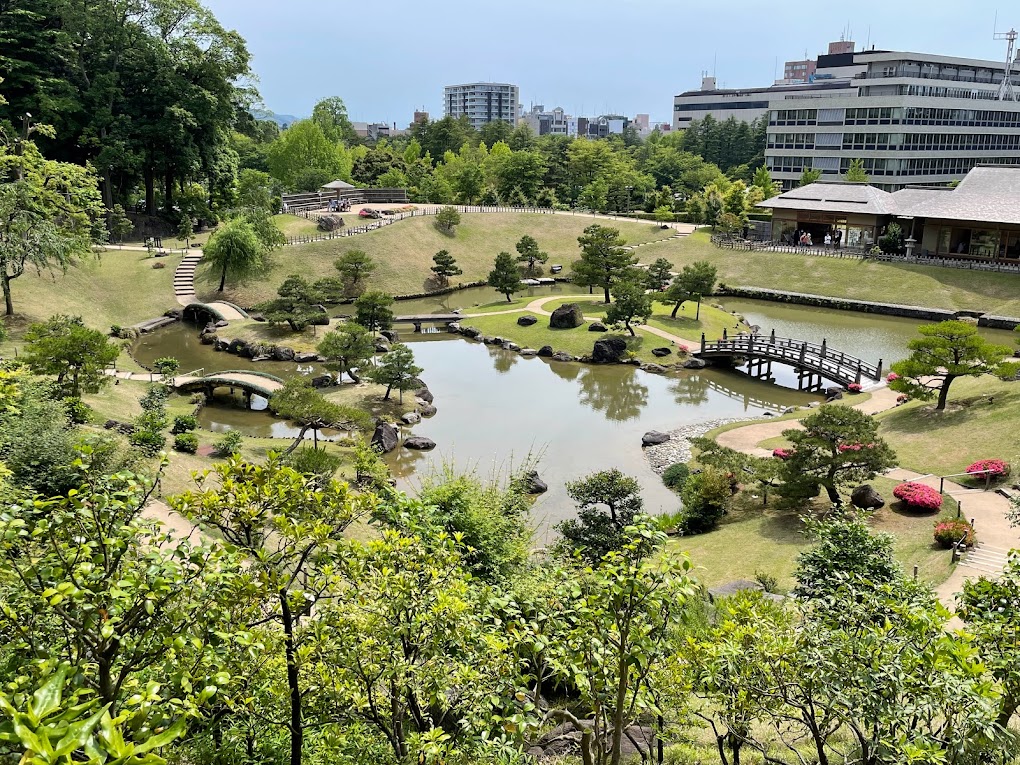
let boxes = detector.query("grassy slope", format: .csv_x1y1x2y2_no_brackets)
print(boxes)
638,230,1020,317
200,214,672,307
539,297,740,343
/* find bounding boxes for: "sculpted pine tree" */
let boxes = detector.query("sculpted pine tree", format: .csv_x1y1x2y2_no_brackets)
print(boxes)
317,322,375,383
488,251,521,302
430,249,462,286
603,280,652,336
572,225,637,303
515,234,548,274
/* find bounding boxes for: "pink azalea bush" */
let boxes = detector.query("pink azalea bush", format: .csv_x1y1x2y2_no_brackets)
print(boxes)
772,448,793,460
893,481,943,512
847,383,862,393
934,519,975,549
886,372,900,382
966,459,1011,479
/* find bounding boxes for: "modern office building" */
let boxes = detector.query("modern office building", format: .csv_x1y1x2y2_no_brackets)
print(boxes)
781,40,856,84
443,82,519,130
522,105,573,136
765,46,1020,190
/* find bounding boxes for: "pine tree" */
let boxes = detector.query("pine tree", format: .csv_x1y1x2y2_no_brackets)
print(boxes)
368,344,422,402
488,251,521,302
572,224,637,303
430,249,463,286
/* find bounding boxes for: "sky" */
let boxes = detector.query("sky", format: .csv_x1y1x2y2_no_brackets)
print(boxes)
203,0,1019,126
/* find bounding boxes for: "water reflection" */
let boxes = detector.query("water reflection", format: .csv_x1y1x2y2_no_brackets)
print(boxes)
489,345,519,374
669,375,710,406
577,365,649,421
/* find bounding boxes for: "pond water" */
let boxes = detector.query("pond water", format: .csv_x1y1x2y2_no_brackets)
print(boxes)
132,294,1018,535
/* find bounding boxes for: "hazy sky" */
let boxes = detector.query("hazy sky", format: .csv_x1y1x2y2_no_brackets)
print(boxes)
204,0,1019,125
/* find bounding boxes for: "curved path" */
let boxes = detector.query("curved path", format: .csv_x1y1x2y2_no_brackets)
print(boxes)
462,295,695,350
712,385,1019,611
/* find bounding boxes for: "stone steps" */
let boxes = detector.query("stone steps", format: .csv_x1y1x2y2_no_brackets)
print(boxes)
960,543,1012,576
173,254,203,300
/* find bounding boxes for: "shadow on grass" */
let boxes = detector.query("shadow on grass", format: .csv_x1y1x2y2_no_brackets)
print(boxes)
881,387,1020,436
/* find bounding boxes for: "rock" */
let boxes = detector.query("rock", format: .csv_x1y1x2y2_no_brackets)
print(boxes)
478,336,494,344
294,352,319,363
374,339,391,353
517,315,538,326
310,374,334,389
414,387,434,404
551,351,574,362
549,303,584,329
227,338,247,355
588,321,608,332
151,261,166,269
652,347,672,357
641,363,667,374
502,341,521,352
592,336,628,364
824,386,843,399
642,431,671,447
250,313,266,322
851,484,885,510
826,391,844,401
520,348,538,356
401,412,421,425
164,308,183,320
214,319,229,328
251,354,272,363
214,339,230,352
317,214,345,232
200,333,218,345
484,336,502,346
404,436,436,451
420,404,437,417
446,322,460,333
537,345,554,357
522,470,548,494
682,358,707,369
459,326,481,339
273,346,296,362
371,422,399,453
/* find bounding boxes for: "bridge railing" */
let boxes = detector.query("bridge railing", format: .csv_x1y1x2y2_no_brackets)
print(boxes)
699,333,883,382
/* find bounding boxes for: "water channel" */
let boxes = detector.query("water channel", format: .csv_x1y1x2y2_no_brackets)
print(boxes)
133,287,1017,537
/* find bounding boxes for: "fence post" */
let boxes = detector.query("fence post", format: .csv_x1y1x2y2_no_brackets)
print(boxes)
820,338,827,358
700,333,706,353
912,565,918,581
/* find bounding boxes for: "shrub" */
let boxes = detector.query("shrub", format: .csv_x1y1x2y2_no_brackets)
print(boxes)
680,467,732,534
173,433,199,454
129,429,166,456
847,383,862,393
754,570,779,593
172,414,198,434
653,510,686,532
886,372,900,382
65,398,93,425
662,463,691,492
966,459,1011,479
285,447,342,479
213,430,244,457
934,519,975,549
893,481,943,511
772,448,793,459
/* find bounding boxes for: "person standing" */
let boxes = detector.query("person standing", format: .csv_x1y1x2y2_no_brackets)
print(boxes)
824,232,832,248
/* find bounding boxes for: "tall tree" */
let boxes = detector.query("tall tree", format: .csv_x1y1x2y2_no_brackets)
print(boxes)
644,257,674,291
572,225,637,303
430,249,462,286
317,322,375,383
515,234,548,274
368,343,422,402
311,96,357,145
353,290,394,332
844,158,869,183
604,280,652,336
334,249,375,288
556,469,646,563
657,260,717,318
255,274,328,331
202,218,267,292
269,377,369,451
890,320,1014,411
266,120,353,190
23,315,119,398
487,251,521,302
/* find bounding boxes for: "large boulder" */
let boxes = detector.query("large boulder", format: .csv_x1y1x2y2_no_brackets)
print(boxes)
317,214,345,232
273,346,296,362
371,422,399,453
851,484,885,510
419,403,438,417
414,387,434,404
459,326,482,339
537,346,554,358
641,363,667,374
310,374,334,389
214,339,230,352
517,315,538,327
401,412,421,425
642,431,671,447
682,357,707,369
588,321,608,332
404,436,436,451
294,351,319,363
652,347,672,357
592,336,628,364
227,338,247,355
200,333,218,345
549,303,584,329
380,329,399,342
521,470,548,494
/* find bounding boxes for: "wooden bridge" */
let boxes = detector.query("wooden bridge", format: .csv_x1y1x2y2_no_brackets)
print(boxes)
694,330,883,390
392,314,461,332
173,370,285,408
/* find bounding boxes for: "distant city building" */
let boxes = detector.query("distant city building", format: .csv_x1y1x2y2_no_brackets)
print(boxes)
633,113,650,131
522,105,573,136
352,122,405,141
782,40,856,84
443,82,519,130
412,110,429,125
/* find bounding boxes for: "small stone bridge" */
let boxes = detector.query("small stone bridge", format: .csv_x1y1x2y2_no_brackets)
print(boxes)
393,314,461,332
694,331,883,390
182,301,250,324
173,370,285,408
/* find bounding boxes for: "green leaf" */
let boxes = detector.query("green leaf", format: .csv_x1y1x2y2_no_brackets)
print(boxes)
52,705,108,758
132,717,186,754
29,665,69,721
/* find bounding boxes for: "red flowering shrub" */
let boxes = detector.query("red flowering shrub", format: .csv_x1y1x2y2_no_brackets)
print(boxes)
893,481,943,511
772,448,793,460
966,459,1011,479
934,519,975,549
886,372,900,382
847,383,862,393
837,442,875,453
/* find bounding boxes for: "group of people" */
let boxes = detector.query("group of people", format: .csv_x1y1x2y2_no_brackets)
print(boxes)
327,198,351,212
784,227,844,250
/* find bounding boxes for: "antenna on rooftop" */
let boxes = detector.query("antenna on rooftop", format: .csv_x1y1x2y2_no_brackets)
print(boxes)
994,26,1018,101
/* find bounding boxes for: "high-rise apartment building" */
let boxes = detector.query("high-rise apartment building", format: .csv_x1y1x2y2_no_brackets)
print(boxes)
443,82,519,130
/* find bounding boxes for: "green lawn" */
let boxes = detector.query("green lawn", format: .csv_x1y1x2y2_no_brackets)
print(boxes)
638,230,1020,317
671,476,958,591
200,213,671,307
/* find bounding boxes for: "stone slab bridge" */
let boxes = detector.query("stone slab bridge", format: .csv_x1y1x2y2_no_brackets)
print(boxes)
694,330,883,390
173,370,284,408
392,314,462,332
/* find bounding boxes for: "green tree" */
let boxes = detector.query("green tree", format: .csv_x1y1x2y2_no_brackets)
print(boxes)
644,257,674,291
235,168,275,213
107,203,133,243
690,436,783,504
722,179,748,222
657,260,717,318
487,251,521,302
310,96,357,145
604,280,652,336
269,377,370,451
430,249,462,286
353,290,394,332
572,224,637,303
844,158,869,183
23,315,119,398
751,165,778,197
171,456,374,765
202,218,267,292
798,167,822,186
515,234,548,274
776,405,897,506
317,322,375,383
794,514,901,599
653,205,675,222
176,215,194,248
435,205,461,234
367,343,422,402
890,320,1013,411
556,469,646,563
255,275,327,332
333,249,375,288
265,120,353,190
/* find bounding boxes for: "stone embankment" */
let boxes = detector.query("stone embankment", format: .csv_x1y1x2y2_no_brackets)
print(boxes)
643,416,769,473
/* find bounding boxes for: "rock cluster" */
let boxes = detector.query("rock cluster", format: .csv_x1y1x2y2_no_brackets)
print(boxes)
643,416,769,473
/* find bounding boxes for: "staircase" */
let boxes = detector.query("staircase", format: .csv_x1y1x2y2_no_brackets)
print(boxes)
174,252,203,305
959,543,1013,577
